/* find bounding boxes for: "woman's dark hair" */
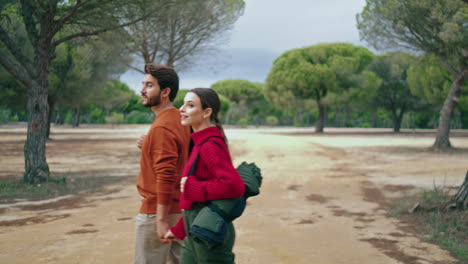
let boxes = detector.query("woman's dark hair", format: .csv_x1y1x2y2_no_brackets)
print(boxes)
144,63,179,102
190,88,228,147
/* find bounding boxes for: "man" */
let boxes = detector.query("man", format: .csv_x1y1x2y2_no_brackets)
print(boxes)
134,63,190,264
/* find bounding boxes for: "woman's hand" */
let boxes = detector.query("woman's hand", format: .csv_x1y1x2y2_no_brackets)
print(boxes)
164,230,177,242
180,176,187,193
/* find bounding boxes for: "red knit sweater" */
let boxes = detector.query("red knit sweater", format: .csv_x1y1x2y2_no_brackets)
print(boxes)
170,126,245,239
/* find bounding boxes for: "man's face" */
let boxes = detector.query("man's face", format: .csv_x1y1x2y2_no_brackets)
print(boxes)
141,74,161,107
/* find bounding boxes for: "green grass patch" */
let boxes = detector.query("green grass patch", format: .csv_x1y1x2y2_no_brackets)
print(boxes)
0,176,125,203
421,210,468,260
389,185,468,261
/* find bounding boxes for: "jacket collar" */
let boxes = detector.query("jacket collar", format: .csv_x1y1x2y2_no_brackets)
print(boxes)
191,126,224,146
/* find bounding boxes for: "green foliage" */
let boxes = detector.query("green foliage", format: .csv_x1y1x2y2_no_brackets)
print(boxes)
357,0,466,147
126,94,146,113
0,67,27,111
367,52,422,131
407,54,468,128
413,112,438,129
212,80,268,125
212,79,262,103
89,107,106,124
237,117,249,127
64,110,73,124
459,95,468,129
265,116,279,126
105,112,124,125
266,43,374,106
218,94,231,121
407,55,452,106
265,43,374,131
125,110,152,124
357,0,466,73
0,108,10,124
173,89,190,109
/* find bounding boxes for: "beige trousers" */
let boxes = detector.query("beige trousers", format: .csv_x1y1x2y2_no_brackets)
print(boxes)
134,213,183,264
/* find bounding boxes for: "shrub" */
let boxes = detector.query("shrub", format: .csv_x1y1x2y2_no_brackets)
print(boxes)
126,110,152,124
0,109,11,124
237,117,249,127
90,108,105,124
105,112,124,125
265,116,279,126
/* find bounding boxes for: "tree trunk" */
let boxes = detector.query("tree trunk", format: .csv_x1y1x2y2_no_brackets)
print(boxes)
433,70,466,149
72,104,81,128
55,109,63,125
297,110,303,127
46,96,56,139
23,80,50,184
371,111,378,128
392,109,404,132
315,101,325,133
452,170,468,210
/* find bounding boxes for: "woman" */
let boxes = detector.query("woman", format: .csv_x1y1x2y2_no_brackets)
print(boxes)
165,88,245,263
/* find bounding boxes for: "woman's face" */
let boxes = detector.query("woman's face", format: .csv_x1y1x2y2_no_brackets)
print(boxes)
180,92,210,130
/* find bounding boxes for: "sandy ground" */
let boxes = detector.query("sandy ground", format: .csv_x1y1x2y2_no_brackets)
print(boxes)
0,125,467,264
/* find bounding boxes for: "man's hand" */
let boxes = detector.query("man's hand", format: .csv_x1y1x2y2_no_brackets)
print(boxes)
156,219,170,243
137,134,146,149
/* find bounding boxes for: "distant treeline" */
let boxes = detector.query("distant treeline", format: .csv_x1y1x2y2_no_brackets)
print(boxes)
1,47,467,131
0,0,464,184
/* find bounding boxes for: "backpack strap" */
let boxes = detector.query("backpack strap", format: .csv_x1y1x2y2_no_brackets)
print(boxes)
188,137,223,176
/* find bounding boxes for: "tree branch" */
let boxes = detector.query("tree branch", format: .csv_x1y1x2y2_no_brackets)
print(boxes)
0,50,32,87
52,0,88,36
126,63,144,74
19,0,39,45
0,25,34,76
52,11,151,47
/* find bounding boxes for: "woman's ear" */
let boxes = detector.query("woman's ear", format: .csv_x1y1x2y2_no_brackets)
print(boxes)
203,108,213,119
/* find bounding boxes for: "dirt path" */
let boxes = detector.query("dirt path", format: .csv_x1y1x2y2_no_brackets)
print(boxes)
1,127,467,264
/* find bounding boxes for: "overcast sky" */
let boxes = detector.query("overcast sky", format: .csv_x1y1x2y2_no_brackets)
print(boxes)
120,0,368,93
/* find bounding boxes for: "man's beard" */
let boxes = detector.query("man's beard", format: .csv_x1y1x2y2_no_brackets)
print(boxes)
143,94,161,107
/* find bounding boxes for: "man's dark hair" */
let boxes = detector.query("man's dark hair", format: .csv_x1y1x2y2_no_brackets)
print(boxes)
144,63,179,102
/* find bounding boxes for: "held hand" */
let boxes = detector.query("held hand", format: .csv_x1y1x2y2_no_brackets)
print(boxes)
137,134,146,149
164,230,177,242
180,177,187,193
156,220,170,243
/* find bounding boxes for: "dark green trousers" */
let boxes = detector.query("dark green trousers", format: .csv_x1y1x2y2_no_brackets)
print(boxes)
181,205,236,264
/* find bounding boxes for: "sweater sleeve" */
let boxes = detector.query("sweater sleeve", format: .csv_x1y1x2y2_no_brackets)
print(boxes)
183,141,245,202
150,126,180,206
170,216,186,240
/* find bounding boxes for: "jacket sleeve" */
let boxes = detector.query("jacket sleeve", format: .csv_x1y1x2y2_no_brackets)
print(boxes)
183,141,245,202
170,216,186,240
150,127,180,206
